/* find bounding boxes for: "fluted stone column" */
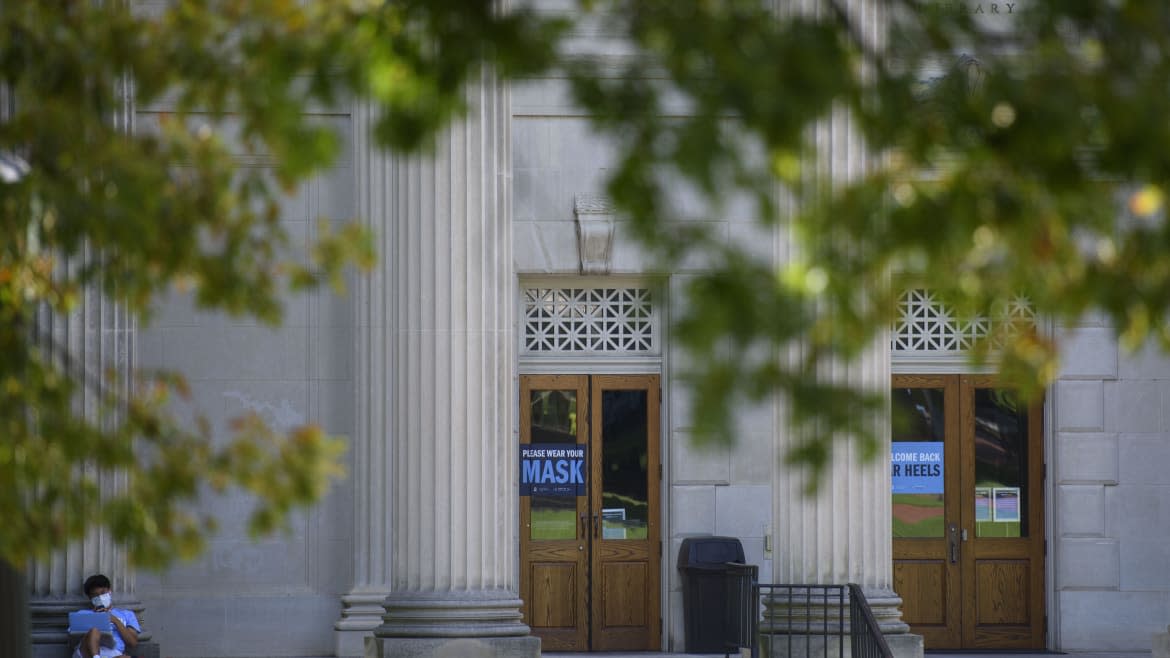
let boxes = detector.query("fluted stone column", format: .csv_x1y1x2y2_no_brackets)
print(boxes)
364,62,537,658
28,283,144,658
766,0,919,652
335,100,398,658
769,333,921,658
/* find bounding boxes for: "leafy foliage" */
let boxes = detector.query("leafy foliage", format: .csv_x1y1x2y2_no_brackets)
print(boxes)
6,0,1170,566
562,0,1170,478
0,0,562,568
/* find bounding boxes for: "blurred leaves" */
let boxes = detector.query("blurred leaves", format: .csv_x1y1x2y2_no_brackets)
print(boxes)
0,0,562,568
558,0,1170,486
9,0,1170,566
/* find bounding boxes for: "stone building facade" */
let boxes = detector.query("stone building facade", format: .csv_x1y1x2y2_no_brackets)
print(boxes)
25,3,1170,657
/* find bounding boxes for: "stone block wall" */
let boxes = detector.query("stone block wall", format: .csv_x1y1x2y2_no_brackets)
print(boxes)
135,110,358,657
1054,316,1170,650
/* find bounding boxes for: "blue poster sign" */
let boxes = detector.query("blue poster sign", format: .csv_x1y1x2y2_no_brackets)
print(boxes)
520,444,586,496
891,442,944,494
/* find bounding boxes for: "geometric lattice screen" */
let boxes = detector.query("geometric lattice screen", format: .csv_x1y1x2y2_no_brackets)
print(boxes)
891,288,1035,354
522,287,656,354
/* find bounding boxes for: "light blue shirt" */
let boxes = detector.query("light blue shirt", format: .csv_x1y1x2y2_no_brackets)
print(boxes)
73,607,140,655
107,608,141,654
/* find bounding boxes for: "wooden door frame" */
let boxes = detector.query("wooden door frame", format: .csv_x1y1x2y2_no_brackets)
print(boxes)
892,374,1046,649
589,374,661,651
519,373,663,652
959,375,1046,649
519,374,590,652
892,374,962,648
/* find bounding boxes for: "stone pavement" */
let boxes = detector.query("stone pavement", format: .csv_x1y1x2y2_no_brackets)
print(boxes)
546,650,745,657
547,646,1151,650
542,650,725,655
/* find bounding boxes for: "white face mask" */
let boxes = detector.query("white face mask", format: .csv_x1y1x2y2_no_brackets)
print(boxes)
91,592,112,609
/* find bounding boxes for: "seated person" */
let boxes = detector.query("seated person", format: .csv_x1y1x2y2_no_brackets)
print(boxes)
73,574,140,658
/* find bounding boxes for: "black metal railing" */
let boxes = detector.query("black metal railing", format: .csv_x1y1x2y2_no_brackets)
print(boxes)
725,563,759,656
723,568,893,658
757,583,847,658
848,584,894,658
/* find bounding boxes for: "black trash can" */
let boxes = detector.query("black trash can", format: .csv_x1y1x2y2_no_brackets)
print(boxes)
677,536,746,653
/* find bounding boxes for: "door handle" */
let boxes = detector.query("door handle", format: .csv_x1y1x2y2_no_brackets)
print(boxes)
593,514,600,539
580,513,588,538
948,524,960,564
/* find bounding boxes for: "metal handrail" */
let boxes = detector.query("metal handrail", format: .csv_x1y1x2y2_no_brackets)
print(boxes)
725,563,759,657
758,583,847,658
848,584,894,658
723,572,893,658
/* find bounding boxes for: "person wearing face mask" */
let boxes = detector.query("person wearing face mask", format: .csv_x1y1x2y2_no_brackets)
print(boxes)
74,574,140,658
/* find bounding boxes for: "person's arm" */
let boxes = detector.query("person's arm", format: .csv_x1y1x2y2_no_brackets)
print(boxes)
110,612,138,650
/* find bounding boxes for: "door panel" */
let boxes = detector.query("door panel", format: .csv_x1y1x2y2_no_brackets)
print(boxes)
590,375,660,651
892,375,961,648
520,374,661,652
598,561,649,626
521,375,589,651
894,560,950,625
961,375,1045,648
529,559,582,627
893,374,1045,650
973,560,1030,624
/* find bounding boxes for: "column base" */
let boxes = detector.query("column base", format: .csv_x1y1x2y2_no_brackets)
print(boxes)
339,625,379,657
761,633,845,658
758,586,920,658
759,632,921,658
369,590,536,657
31,596,84,658
1153,625,1170,658
366,635,540,658
375,590,530,639
885,632,924,658
861,587,911,635
337,590,393,658
864,587,921,658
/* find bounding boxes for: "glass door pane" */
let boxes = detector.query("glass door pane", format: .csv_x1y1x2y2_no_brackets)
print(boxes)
892,387,947,538
972,388,1029,538
599,390,648,540
528,389,580,540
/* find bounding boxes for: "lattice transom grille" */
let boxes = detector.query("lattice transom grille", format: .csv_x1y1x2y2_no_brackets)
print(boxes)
892,289,1035,353
523,287,656,354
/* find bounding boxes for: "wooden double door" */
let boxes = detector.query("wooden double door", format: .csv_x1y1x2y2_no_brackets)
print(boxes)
892,374,1045,649
519,374,661,652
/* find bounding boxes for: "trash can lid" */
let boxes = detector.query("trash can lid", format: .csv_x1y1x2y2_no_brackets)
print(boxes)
677,536,746,570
